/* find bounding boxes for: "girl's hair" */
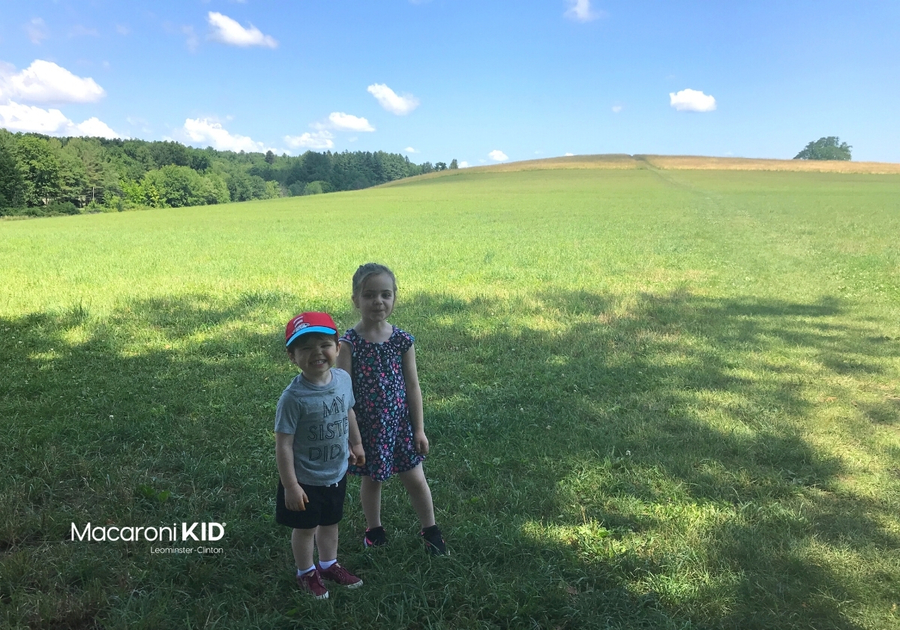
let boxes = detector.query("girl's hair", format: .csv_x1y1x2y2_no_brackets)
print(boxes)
352,263,397,297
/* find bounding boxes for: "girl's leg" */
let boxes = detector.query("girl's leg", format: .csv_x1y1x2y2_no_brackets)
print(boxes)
398,464,436,529
315,523,339,563
291,527,317,571
359,476,383,529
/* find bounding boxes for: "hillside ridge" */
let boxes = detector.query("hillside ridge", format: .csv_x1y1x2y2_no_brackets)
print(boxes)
384,154,900,184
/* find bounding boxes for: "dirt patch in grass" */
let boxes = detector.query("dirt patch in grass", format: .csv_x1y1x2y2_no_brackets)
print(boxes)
468,154,641,172
383,153,900,185
640,154,900,174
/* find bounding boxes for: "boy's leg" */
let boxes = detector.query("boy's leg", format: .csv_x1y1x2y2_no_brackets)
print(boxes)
291,527,317,572
293,527,329,598
398,464,435,529
316,523,363,588
315,523,339,563
313,484,363,588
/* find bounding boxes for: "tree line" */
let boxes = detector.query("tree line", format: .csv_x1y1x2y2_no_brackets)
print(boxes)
0,130,456,217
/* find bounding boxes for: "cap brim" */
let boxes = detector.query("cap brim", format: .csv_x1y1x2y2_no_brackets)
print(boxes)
286,326,337,347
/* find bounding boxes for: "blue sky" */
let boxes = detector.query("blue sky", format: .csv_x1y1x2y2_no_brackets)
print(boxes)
1,0,898,165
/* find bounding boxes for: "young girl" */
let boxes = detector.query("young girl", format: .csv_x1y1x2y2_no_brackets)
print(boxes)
336,263,446,555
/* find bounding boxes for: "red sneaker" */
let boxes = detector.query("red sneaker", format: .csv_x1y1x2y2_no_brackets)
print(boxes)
297,568,329,599
318,562,363,589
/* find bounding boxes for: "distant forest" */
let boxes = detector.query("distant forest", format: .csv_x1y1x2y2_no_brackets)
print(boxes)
0,129,456,217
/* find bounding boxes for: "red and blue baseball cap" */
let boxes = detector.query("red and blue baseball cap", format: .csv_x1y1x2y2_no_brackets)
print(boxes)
285,312,338,347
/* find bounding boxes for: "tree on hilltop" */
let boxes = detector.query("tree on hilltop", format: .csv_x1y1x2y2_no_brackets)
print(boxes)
794,136,851,161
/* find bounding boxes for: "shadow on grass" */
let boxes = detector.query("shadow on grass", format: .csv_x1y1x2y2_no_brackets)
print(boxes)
408,288,898,630
0,288,897,629
0,293,300,628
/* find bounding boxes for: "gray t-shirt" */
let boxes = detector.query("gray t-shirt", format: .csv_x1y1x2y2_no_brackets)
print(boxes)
274,368,356,486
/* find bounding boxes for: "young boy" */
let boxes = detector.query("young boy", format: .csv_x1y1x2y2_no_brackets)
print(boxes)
275,311,366,599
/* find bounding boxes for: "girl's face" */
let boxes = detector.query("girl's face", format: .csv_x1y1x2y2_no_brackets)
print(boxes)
353,273,396,324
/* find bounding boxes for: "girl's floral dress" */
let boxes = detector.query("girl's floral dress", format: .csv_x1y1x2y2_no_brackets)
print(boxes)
341,326,424,481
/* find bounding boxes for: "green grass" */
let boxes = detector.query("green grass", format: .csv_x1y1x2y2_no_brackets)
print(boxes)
2,165,899,629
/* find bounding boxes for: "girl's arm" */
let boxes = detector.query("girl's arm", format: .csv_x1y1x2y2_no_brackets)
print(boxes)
275,432,308,511
337,341,367,464
402,344,429,455
336,340,353,375
347,408,366,466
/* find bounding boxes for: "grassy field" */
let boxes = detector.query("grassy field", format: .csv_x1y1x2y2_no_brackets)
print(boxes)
1,158,899,629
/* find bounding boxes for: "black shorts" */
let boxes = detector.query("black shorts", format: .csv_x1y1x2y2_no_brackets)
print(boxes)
275,475,347,530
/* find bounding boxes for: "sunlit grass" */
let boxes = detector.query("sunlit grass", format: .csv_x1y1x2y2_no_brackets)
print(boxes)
1,165,899,628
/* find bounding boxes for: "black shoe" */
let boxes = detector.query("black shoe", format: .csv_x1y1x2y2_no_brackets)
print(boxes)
420,525,446,556
364,526,387,548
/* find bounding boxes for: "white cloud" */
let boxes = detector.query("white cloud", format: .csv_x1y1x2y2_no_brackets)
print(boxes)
328,112,374,132
182,117,270,152
565,152,575,156
612,104,623,113
0,101,119,137
488,150,508,162
25,18,48,44
367,83,420,115
183,25,200,52
72,117,119,138
284,130,334,150
286,110,375,151
564,0,604,23
70,25,100,38
0,61,116,137
404,147,418,153
459,161,469,168
669,88,716,112
0,60,105,104
0,101,68,133
207,12,278,48
127,116,152,135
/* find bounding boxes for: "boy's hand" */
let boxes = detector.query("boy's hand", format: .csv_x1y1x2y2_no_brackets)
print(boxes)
349,443,366,467
414,430,429,456
284,484,309,511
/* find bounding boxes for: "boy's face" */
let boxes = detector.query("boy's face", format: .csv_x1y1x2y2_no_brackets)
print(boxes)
287,333,339,381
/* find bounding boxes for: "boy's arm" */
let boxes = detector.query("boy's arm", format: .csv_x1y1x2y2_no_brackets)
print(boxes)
347,408,366,466
402,344,429,456
275,432,308,511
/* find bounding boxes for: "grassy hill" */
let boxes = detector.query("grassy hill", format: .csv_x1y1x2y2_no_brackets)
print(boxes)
1,161,899,629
